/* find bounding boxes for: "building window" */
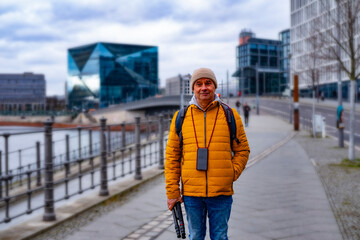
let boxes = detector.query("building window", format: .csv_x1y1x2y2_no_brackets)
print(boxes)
250,56,258,66
269,45,277,56
259,45,268,55
250,44,258,54
270,57,278,67
260,56,268,67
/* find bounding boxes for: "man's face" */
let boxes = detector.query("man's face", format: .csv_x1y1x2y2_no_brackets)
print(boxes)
193,78,216,106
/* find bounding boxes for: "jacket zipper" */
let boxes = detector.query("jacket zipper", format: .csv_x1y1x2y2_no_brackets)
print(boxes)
204,111,208,197
181,157,184,195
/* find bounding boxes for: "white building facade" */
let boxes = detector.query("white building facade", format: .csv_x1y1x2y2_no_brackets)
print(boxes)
290,0,360,99
165,74,191,96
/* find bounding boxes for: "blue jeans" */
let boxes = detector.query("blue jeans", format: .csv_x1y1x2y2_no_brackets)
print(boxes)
183,195,233,240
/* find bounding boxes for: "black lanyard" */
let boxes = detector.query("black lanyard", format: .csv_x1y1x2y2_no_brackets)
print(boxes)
191,105,220,149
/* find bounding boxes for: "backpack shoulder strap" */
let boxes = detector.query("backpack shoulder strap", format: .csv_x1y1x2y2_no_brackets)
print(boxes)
175,106,189,137
175,105,189,161
220,103,240,149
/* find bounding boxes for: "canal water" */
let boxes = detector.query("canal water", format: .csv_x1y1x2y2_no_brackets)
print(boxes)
0,126,102,173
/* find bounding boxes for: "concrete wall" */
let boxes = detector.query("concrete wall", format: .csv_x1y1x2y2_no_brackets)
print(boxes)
92,110,145,124
0,115,72,123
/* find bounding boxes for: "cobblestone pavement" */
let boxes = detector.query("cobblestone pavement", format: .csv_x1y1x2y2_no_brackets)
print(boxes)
30,175,168,240
295,131,360,240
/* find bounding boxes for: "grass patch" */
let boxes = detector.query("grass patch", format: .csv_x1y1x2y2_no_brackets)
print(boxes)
332,146,345,149
338,158,360,168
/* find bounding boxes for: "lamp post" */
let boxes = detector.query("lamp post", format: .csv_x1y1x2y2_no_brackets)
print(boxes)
256,63,259,115
241,67,244,106
336,1,344,148
227,70,229,104
294,74,299,131
179,74,184,109
288,53,293,124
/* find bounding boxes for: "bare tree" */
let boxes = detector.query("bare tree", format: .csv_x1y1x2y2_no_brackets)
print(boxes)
297,18,322,138
318,0,360,160
308,36,322,138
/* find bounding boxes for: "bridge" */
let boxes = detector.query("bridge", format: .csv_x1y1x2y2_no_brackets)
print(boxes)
83,95,193,126
93,95,192,114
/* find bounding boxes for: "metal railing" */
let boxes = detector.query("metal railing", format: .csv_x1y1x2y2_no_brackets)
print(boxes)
0,113,172,224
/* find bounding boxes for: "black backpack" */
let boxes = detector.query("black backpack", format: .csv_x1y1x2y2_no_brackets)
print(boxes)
175,102,240,158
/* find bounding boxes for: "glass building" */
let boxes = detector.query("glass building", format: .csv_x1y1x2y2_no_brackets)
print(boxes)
232,29,284,96
279,29,291,90
67,42,158,109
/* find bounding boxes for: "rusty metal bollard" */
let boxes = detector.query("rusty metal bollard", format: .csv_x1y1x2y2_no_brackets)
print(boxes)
134,117,142,180
99,118,109,196
43,119,56,221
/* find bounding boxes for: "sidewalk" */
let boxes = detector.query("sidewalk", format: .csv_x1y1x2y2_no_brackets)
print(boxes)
155,115,342,240
32,113,341,240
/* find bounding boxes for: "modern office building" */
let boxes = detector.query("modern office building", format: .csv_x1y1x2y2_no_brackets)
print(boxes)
290,0,360,100
0,72,46,111
279,29,291,92
165,74,191,96
232,29,284,96
67,42,158,109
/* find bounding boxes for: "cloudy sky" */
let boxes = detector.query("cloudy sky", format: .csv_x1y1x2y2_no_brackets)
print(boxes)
0,0,290,96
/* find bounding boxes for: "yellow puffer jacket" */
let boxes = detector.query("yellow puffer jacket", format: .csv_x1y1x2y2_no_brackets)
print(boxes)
165,100,250,199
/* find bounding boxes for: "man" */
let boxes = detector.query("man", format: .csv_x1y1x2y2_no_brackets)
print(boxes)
235,99,241,114
243,102,251,127
165,67,250,240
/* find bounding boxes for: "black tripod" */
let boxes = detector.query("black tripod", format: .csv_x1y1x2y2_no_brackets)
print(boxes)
172,202,186,239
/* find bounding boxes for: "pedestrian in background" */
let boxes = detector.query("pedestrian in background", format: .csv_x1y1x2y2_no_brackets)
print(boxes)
165,67,250,240
236,99,241,114
243,102,251,127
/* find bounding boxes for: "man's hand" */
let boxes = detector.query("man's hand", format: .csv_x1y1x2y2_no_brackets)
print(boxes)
167,197,183,211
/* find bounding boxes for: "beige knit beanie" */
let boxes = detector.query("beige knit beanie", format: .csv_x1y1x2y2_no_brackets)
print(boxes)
190,68,218,90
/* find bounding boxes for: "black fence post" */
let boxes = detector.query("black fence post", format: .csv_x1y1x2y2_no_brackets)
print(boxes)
78,127,82,158
107,126,111,155
18,149,23,186
99,118,109,196
158,114,165,169
121,121,126,148
3,134,10,222
43,120,56,221
65,135,70,175
135,117,142,180
146,117,150,141
36,141,41,186
89,129,93,156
